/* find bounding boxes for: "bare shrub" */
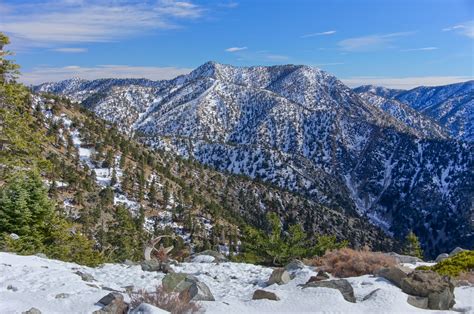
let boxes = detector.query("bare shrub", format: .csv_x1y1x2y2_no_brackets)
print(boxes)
128,285,202,314
458,271,474,284
319,248,397,278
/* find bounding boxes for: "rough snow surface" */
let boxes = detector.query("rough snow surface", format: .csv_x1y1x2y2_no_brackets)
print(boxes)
1,253,473,314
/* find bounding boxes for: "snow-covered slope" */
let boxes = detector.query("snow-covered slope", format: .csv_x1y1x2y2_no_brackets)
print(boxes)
2,252,473,314
34,63,474,257
355,81,474,142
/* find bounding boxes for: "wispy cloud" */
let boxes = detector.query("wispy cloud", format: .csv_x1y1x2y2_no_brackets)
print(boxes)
443,21,474,39
342,75,473,89
338,32,413,52
225,46,247,52
0,0,204,47
52,47,88,53
265,54,289,61
301,30,336,38
20,64,193,85
402,47,438,52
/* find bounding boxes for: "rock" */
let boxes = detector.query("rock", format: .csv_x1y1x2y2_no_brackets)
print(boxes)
7,284,18,292
9,233,19,240
94,292,129,314
252,289,280,301
435,253,449,263
362,288,381,301
449,247,466,257
267,268,291,285
35,253,47,259
189,250,227,263
385,252,423,264
123,259,136,266
55,293,70,299
302,279,356,303
305,271,330,284
400,270,455,310
376,265,412,288
140,260,161,272
130,303,169,314
162,273,215,301
407,295,429,309
75,270,95,282
284,259,305,271
22,308,41,314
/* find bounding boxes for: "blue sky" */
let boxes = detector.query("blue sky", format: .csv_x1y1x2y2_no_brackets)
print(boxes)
1,0,473,88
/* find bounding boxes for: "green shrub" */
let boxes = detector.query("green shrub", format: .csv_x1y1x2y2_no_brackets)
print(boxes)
416,250,474,277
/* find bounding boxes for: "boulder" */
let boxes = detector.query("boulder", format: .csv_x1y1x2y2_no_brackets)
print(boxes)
7,284,18,292
189,250,227,263
94,292,129,314
267,268,291,285
75,270,95,282
449,247,466,257
140,260,174,273
305,271,330,284
302,279,356,303
162,273,215,301
35,253,47,259
284,259,305,271
252,289,280,301
400,270,455,310
435,253,449,263
376,265,412,288
385,252,423,264
22,308,41,314
55,293,70,299
130,303,169,314
407,295,429,309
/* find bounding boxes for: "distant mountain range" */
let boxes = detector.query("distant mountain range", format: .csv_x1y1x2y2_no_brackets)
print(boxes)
35,62,474,257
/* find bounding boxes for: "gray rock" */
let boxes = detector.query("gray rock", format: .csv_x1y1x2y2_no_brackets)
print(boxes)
305,271,330,284
162,273,215,301
55,293,71,299
362,288,381,301
7,284,18,292
449,247,466,257
35,253,47,259
94,292,128,314
435,253,449,263
407,295,429,309
284,259,305,271
385,252,423,264
302,279,356,303
189,250,227,263
252,289,280,301
376,265,412,288
22,308,41,314
400,270,455,310
9,233,19,240
140,260,161,272
75,271,95,282
123,259,136,266
267,268,291,285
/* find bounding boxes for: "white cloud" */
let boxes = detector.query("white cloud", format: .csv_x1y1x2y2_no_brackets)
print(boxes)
402,47,438,52
342,76,473,89
19,64,193,85
338,32,413,52
52,47,88,53
0,0,204,46
265,54,289,61
301,30,336,38
225,46,247,52
443,21,474,39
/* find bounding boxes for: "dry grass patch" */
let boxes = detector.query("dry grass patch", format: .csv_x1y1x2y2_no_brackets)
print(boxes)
128,285,202,314
318,248,397,278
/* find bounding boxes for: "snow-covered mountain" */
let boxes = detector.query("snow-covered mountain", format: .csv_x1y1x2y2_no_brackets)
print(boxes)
354,81,474,142
35,62,474,257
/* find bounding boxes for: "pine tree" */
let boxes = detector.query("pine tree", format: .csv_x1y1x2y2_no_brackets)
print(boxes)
404,231,423,259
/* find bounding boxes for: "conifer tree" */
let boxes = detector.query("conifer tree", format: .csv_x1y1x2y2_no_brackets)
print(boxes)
404,230,423,259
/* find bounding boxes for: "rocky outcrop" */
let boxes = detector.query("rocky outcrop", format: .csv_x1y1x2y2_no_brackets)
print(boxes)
385,252,423,264
140,260,174,273
435,253,449,263
305,271,330,284
284,259,305,271
267,268,291,285
252,290,280,301
449,247,466,257
22,308,42,314
302,279,356,303
188,250,228,263
400,270,455,310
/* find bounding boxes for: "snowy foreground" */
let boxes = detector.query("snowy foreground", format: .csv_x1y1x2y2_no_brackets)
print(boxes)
1,253,473,314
